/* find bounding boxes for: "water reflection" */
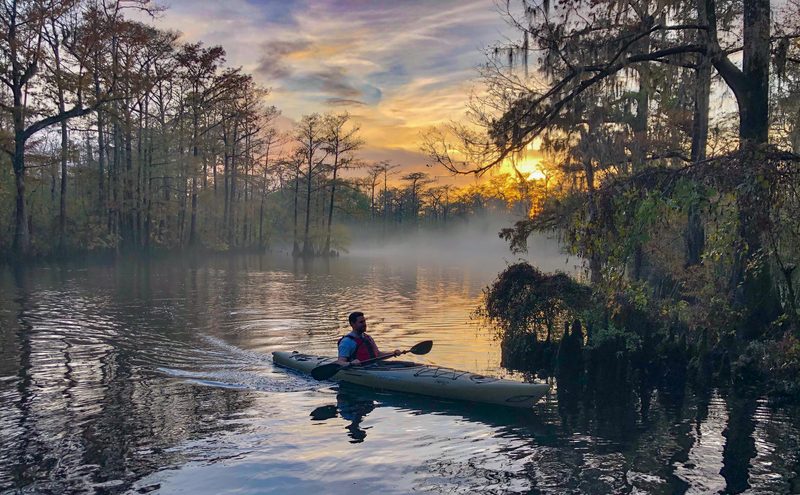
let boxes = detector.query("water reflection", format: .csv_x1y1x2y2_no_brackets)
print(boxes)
0,253,799,494
310,391,376,443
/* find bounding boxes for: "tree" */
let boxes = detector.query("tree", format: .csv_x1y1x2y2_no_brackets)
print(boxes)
426,0,800,334
322,112,362,255
1,0,105,255
256,108,284,249
294,113,328,257
175,42,226,246
401,172,433,223
365,162,385,220
378,162,400,227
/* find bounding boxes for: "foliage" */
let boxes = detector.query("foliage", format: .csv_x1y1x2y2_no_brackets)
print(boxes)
432,0,800,398
586,323,643,355
480,261,592,341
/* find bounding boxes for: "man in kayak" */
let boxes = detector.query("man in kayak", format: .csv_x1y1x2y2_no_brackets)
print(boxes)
336,311,401,366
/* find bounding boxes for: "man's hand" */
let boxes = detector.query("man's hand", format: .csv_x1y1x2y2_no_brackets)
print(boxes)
350,359,361,366
393,349,402,357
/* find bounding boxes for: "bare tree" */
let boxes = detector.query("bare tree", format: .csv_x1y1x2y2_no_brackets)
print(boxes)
294,113,328,257
322,112,362,255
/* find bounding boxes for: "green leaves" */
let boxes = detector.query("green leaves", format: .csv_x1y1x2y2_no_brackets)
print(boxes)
481,261,592,341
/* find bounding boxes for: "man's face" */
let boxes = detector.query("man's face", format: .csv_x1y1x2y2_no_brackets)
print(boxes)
351,315,367,333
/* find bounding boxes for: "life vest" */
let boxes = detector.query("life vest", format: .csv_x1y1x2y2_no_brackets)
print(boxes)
338,333,379,362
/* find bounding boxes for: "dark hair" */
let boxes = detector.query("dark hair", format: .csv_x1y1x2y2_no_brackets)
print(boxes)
348,311,364,325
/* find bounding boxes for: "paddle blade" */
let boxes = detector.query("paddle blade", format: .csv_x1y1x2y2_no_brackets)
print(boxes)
409,340,433,355
311,362,343,381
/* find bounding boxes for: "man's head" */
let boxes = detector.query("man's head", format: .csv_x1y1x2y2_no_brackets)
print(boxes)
348,311,366,334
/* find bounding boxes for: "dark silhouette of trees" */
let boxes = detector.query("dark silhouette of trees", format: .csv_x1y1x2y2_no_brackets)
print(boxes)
425,0,800,339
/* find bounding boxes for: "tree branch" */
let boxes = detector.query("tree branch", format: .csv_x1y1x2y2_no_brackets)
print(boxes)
22,101,103,141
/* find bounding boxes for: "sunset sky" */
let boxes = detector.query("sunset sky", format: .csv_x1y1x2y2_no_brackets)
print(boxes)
147,0,513,185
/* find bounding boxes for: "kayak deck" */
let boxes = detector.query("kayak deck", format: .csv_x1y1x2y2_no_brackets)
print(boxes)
272,351,549,409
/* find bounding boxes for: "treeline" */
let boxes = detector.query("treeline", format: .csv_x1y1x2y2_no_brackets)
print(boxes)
429,0,800,394
0,1,538,261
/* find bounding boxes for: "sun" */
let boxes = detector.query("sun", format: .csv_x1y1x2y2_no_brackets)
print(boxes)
500,156,546,180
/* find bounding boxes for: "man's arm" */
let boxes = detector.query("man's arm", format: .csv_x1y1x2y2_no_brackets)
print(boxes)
336,338,359,366
368,335,401,358
335,356,359,366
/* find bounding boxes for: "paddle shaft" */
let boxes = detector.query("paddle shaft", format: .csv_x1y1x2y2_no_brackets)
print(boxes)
310,340,432,380
348,349,408,367
310,351,405,381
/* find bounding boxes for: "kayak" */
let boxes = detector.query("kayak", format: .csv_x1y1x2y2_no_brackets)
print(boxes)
272,351,550,409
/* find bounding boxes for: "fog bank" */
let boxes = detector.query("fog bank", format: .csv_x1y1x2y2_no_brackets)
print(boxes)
344,212,582,277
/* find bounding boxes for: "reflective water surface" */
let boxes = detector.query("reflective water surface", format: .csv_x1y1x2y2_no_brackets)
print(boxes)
1,238,798,494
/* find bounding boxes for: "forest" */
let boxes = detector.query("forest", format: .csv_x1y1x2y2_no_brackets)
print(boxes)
3,2,800,493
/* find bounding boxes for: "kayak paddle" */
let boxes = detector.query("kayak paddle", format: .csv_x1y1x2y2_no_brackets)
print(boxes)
310,340,433,381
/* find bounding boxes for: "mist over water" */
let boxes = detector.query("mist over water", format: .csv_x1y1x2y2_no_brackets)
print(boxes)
347,212,581,277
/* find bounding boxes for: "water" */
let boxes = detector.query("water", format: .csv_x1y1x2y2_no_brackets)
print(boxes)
0,239,798,494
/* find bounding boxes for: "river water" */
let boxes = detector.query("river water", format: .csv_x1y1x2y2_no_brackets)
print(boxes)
1,235,798,494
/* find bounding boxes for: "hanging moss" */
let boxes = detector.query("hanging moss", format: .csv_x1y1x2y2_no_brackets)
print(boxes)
481,261,592,342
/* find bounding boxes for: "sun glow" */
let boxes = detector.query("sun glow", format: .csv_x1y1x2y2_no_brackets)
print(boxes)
500,156,546,181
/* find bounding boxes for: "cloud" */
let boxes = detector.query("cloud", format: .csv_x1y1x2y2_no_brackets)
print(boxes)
326,98,367,106
280,65,382,106
307,66,361,98
138,0,511,182
256,39,313,79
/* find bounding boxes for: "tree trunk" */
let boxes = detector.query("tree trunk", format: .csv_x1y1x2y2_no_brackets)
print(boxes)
177,122,187,247
630,44,650,281
715,0,780,335
370,180,376,220
302,147,313,257
97,109,106,214
228,130,238,247
189,177,198,246
59,119,68,251
123,114,135,250
189,115,200,246
12,141,30,255
136,105,144,247
111,115,122,250
686,51,711,266
223,144,230,241
584,157,602,285
94,68,106,220
258,142,271,249
144,131,153,251
324,161,338,256
292,170,300,256
258,191,266,249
